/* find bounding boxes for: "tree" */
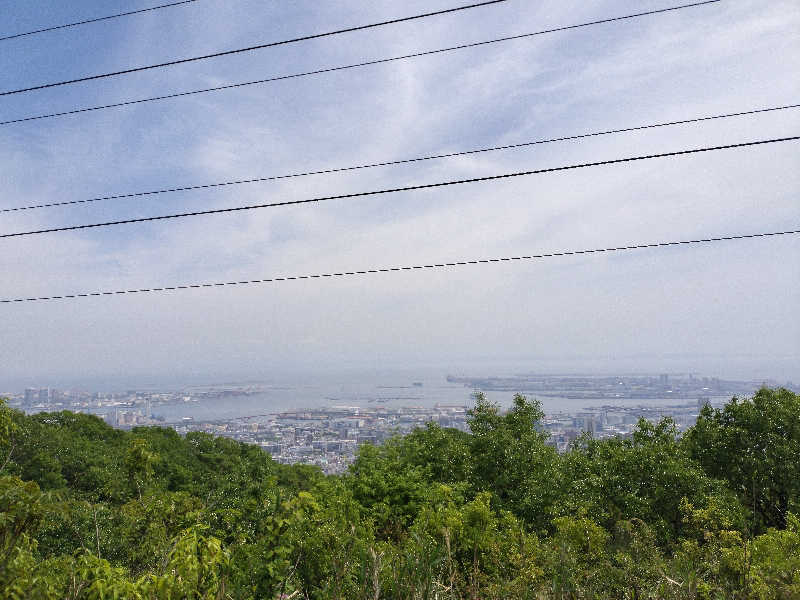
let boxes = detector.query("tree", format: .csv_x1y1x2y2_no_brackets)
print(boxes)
124,438,159,501
5,389,800,598
561,417,745,545
395,421,473,486
748,512,800,598
684,387,800,530
0,399,18,475
347,441,431,539
0,475,67,598
467,394,560,530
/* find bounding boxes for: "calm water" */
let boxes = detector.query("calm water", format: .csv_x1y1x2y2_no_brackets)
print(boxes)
122,372,715,423
16,368,740,423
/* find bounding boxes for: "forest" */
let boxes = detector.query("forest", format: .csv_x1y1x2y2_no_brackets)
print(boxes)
1,387,798,599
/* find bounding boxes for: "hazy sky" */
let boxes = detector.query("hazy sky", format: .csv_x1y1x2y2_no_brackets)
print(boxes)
1,0,798,389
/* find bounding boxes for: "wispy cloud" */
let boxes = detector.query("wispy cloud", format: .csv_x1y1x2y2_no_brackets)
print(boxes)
0,0,798,385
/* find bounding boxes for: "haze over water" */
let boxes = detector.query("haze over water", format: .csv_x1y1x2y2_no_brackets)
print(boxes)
19,366,762,424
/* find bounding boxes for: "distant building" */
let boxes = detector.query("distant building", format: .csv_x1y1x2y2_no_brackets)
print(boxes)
261,443,283,456
572,415,600,434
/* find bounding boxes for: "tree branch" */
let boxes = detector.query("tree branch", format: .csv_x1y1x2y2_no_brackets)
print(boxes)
0,441,15,474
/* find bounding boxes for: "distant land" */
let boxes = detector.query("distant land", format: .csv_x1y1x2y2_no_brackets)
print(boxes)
445,372,796,400
4,371,796,474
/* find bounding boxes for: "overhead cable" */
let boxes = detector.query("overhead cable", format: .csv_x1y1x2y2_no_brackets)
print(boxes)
0,0,507,96
0,136,795,239
2,103,796,214
2,229,796,304
0,1,200,43
1,0,722,123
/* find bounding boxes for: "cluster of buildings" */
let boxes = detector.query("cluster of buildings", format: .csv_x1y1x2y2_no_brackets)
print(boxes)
21,386,71,406
12,387,164,426
7,386,258,426
6,373,794,474
112,396,720,472
170,404,470,474
541,397,714,452
160,397,718,469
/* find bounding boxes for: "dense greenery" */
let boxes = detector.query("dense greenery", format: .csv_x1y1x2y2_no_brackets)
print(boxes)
1,387,799,599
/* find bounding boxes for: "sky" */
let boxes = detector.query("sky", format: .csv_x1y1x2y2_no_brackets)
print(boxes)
0,0,798,390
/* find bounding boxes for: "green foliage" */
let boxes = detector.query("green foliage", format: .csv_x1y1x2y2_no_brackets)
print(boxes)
684,387,800,531
397,421,474,485
12,411,126,499
125,438,159,501
118,491,204,574
0,476,54,571
561,417,746,545
0,400,18,471
671,496,748,597
748,513,800,599
348,441,432,539
467,393,561,530
1,389,799,599
140,524,230,599
288,478,374,599
228,489,319,598
544,513,613,597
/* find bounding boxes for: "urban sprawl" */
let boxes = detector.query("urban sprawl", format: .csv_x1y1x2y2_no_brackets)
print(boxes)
5,374,793,474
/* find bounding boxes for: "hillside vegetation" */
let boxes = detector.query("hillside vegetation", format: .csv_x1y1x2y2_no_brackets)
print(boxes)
1,388,799,599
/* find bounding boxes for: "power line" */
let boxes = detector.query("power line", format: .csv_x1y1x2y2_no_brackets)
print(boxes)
3,103,796,214
0,0,723,125
2,229,795,304
0,0,507,97
0,1,200,43
0,136,795,239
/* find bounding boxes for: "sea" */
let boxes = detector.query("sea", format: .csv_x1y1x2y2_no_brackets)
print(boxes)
79,370,733,423
6,365,769,423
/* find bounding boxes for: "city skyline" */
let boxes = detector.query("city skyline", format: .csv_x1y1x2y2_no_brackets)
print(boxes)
8,370,791,474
